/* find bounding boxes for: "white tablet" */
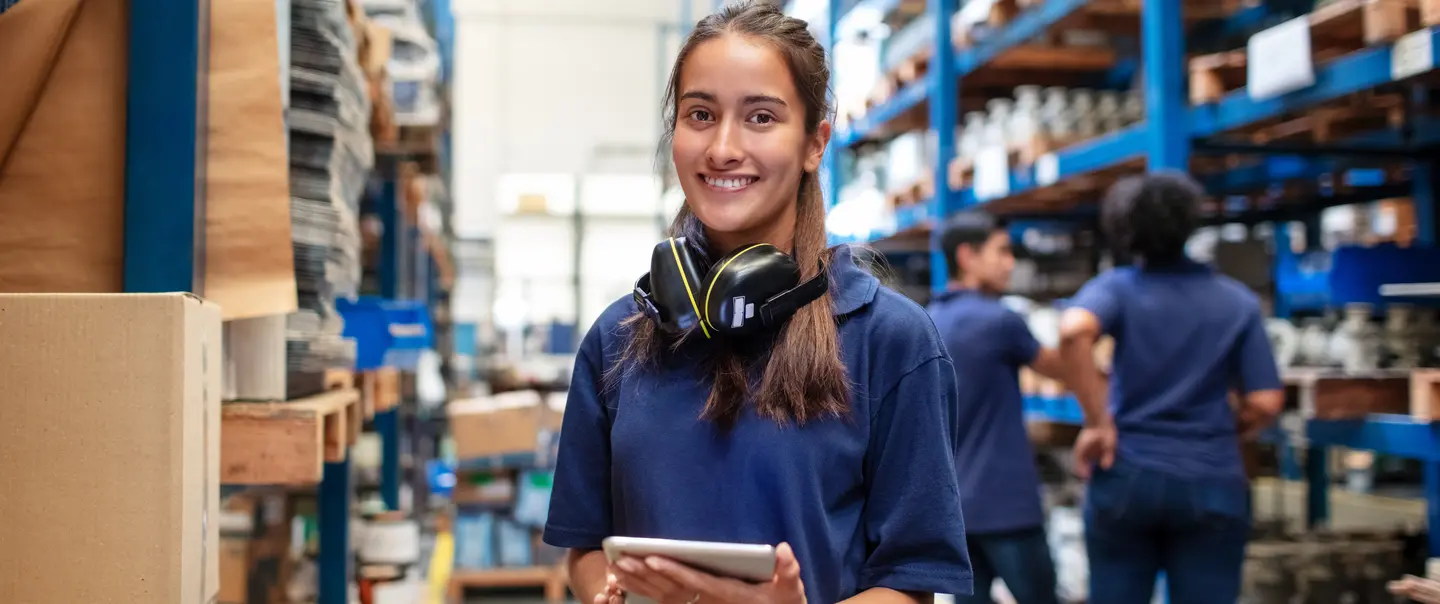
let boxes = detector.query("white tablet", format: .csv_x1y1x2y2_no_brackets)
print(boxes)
602,536,777,591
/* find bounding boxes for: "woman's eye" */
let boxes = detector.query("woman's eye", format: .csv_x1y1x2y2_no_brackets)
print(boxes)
749,113,775,125
688,109,713,122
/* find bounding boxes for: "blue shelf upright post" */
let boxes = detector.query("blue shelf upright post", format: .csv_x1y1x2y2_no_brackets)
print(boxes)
928,0,958,294
376,175,403,512
1412,87,1440,553
124,0,211,294
318,455,352,604
1142,0,1187,172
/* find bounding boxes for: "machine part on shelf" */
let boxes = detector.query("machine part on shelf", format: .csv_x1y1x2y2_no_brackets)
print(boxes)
1329,303,1383,372
1300,318,1335,366
1386,303,1423,369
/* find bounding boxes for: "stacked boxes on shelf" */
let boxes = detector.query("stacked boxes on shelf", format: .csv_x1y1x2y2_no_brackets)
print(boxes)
287,0,374,398
449,390,568,571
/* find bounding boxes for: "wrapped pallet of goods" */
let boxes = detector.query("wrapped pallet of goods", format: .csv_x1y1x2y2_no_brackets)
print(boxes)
286,0,374,398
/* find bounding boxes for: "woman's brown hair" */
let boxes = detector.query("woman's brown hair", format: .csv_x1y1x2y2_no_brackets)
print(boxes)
607,0,849,427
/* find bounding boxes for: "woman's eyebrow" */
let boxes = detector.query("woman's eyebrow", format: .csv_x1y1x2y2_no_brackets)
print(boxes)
743,94,787,107
679,90,788,107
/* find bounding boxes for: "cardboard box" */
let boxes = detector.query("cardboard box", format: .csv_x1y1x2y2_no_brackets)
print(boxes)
449,391,563,461
219,537,250,604
0,293,222,603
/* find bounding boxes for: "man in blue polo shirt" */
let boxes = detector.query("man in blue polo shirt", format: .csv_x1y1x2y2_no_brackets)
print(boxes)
928,212,1065,604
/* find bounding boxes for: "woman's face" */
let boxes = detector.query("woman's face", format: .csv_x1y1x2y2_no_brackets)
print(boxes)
671,33,829,254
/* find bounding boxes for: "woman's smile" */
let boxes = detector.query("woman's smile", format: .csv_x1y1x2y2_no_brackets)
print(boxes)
700,173,760,193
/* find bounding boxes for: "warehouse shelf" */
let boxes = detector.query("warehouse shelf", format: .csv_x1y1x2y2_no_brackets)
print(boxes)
120,0,455,600
1191,28,1440,138
821,0,1440,557
836,80,929,146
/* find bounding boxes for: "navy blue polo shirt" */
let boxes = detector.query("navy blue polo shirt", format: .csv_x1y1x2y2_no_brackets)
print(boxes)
1069,260,1282,480
543,245,973,601
927,289,1045,535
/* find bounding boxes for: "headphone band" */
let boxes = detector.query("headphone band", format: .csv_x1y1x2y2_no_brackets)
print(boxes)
758,261,829,327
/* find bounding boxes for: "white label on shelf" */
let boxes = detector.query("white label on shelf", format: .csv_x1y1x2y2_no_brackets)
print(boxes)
973,146,1011,202
1035,153,1060,187
957,0,998,28
1246,17,1315,101
1392,29,1434,81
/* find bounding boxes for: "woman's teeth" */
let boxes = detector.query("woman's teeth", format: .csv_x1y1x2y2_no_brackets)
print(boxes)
704,176,757,191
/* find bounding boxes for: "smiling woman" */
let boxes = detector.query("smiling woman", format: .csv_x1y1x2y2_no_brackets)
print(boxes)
541,2,975,604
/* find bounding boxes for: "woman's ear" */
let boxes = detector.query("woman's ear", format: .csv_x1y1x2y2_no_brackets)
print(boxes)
803,120,832,173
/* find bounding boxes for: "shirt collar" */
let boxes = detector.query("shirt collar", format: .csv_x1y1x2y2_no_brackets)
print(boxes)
828,244,879,316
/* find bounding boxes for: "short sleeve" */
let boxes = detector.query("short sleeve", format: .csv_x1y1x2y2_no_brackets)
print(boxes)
1233,306,1283,393
1070,271,1123,334
542,329,613,550
859,355,974,596
1000,309,1041,366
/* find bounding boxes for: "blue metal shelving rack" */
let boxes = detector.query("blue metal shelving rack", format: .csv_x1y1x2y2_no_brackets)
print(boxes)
823,0,1440,556
122,2,443,602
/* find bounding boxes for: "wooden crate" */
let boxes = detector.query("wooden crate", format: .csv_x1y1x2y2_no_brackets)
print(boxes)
886,174,936,209
221,388,361,484
1283,367,1411,420
1410,368,1440,420
359,367,403,416
448,566,568,604
1190,0,1424,105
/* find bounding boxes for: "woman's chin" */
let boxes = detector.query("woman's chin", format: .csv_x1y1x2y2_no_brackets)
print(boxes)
689,206,756,236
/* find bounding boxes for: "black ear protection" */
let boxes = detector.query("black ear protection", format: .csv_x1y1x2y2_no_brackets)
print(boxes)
633,237,829,338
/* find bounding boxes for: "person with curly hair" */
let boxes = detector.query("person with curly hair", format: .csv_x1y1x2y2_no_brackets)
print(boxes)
1058,171,1284,604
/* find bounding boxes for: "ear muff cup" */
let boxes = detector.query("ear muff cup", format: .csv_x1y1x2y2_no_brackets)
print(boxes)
702,244,802,337
645,237,710,336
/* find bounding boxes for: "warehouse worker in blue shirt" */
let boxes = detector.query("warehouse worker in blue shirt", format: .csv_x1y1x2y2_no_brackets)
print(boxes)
928,211,1066,604
542,4,973,604
1059,172,1284,604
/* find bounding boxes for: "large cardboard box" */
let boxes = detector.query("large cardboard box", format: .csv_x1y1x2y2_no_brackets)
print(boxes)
449,391,564,462
0,293,222,603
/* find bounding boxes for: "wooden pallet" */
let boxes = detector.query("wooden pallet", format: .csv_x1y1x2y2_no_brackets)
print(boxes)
448,566,568,604
1190,0,1425,105
1410,368,1440,420
959,0,1247,48
221,388,361,484
1283,367,1412,420
886,174,935,208
1426,0,1440,25
1202,90,1410,146
360,367,402,414
324,368,363,444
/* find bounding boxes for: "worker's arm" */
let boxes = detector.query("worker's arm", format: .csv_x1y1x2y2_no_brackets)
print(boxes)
1029,347,1067,381
1232,307,1286,439
1058,307,1111,428
566,549,612,603
1236,389,1284,440
999,310,1065,381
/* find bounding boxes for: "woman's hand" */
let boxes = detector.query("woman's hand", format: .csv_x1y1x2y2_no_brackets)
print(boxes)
611,542,807,604
593,574,624,604
1072,421,1117,479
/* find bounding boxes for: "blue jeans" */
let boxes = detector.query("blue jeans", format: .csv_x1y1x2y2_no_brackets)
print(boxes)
954,526,1059,604
1085,459,1250,604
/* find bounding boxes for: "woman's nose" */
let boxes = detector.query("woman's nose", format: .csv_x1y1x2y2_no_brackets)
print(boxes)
705,121,744,167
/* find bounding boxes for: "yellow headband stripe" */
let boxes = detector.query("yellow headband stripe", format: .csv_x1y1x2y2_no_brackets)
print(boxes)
669,238,710,339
